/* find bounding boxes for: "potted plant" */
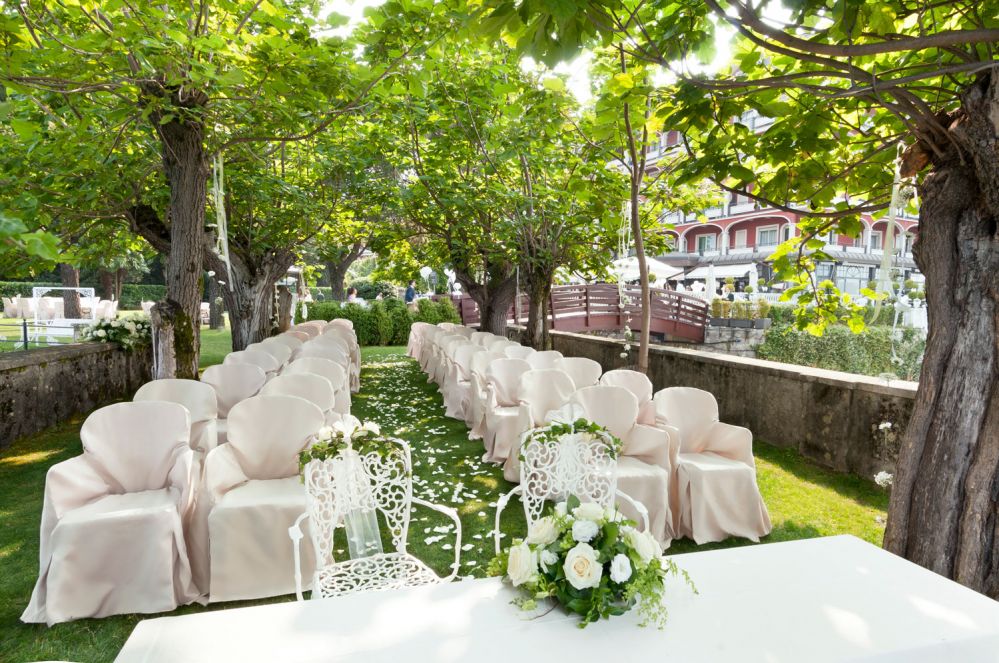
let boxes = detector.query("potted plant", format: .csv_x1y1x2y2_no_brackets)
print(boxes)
709,298,729,326
730,300,753,328
754,298,772,329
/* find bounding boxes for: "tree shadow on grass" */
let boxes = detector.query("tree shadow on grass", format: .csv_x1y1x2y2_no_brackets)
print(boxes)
755,442,889,512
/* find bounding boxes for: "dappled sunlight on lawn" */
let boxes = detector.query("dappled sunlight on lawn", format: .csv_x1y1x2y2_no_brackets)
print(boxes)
0,448,62,467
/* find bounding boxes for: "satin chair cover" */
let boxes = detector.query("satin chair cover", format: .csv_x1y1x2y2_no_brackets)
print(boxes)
268,334,304,353
407,322,431,359
134,379,219,455
22,402,199,625
503,345,536,360
438,338,472,397
321,326,361,392
283,357,350,415
325,318,353,330
653,387,772,544
252,340,293,367
261,374,341,426
501,369,576,482
470,331,495,346
286,330,312,342
196,395,324,602
224,348,281,380
451,326,474,339
418,326,444,371
526,350,563,369
486,338,516,353
572,386,675,546
482,358,531,463
443,344,484,419
201,364,268,445
600,369,656,424
555,356,603,390
466,351,505,439
298,341,351,369
430,334,466,385
290,323,321,338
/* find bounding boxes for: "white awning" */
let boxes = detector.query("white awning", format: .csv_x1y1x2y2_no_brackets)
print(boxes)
686,263,757,279
612,256,685,283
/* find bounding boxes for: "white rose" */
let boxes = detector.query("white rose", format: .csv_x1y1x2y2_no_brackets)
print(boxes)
96,329,106,338
110,320,120,327
316,426,334,440
506,542,538,587
572,519,599,543
526,516,559,546
604,506,621,522
573,502,605,522
554,502,568,517
361,421,381,435
623,527,660,565
539,549,558,572
563,543,602,590
609,553,633,583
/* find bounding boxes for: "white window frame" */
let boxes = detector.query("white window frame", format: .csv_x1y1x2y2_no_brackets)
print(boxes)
756,225,779,247
696,234,716,252
734,229,747,248
781,225,792,241
869,230,883,250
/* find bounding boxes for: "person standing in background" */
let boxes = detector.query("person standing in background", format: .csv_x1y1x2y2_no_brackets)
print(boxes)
405,280,417,310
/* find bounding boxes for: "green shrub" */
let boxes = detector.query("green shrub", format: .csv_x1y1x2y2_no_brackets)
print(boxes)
414,298,441,324
757,324,925,380
732,300,753,319
755,298,772,319
710,298,724,318
433,298,461,324
348,278,395,300
298,301,343,324
383,298,413,345
369,301,394,345
293,295,461,346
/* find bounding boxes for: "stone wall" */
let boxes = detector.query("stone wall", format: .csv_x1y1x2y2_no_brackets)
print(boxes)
697,326,767,357
511,328,914,479
0,343,153,449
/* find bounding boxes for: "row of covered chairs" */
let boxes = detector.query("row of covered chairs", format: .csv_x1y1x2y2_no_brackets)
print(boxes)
408,321,771,548
22,318,360,625
2,296,118,320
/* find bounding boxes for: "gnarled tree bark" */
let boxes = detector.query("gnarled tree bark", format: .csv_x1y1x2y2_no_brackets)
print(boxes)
456,263,517,336
522,267,554,349
884,73,999,598
58,263,82,319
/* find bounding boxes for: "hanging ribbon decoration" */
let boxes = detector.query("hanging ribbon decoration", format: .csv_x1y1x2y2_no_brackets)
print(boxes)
212,154,232,291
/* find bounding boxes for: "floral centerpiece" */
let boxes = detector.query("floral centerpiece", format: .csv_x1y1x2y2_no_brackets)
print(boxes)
519,416,622,461
82,316,151,350
490,495,693,628
298,415,386,471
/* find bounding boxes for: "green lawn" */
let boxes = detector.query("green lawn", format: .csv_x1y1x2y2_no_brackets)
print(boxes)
0,345,888,662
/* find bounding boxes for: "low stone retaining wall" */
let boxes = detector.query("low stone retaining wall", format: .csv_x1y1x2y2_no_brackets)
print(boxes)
0,343,153,449
511,328,915,479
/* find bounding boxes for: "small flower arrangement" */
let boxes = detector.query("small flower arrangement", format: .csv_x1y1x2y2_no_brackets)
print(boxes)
520,418,622,460
490,495,694,629
82,316,151,351
874,471,894,488
298,415,388,473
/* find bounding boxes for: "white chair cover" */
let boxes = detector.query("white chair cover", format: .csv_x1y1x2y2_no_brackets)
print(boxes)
252,340,293,367
22,402,198,624
283,357,350,415
418,326,444,371
196,395,324,602
201,364,268,445
482,358,532,463
285,330,311,342
556,356,603,390
504,345,536,360
466,350,505,438
407,322,431,359
291,323,321,338
321,326,361,392
261,373,340,425
470,331,495,346
653,387,772,544
430,334,466,385
298,341,351,368
224,348,281,380
502,369,576,482
134,379,219,454
600,369,655,424
526,350,563,369
325,318,353,330
572,385,675,545
486,337,516,353
443,344,484,419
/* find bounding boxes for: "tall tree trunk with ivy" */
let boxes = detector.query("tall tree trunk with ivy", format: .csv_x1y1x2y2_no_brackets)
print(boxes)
884,74,999,599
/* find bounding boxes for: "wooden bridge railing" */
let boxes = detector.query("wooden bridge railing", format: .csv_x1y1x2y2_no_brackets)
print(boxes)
448,283,709,343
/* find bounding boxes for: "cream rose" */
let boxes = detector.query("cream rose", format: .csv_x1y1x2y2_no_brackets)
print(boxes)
526,516,559,545
539,549,558,572
609,553,633,583
554,501,568,517
563,543,602,590
506,542,538,587
624,527,660,565
573,502,605,522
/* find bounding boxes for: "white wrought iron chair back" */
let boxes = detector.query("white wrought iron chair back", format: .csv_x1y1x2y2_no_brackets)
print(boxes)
493,415,650,553
303,440,414,569
290,436,462,600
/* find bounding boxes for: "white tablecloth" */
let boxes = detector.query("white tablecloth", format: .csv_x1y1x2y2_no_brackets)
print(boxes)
115,535,999,663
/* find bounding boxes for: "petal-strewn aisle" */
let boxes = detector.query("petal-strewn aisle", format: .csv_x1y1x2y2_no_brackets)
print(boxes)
349,347,525,578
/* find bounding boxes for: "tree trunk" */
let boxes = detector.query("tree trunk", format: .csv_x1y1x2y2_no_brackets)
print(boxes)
115,267,126,301
326,261,349,302
458,269,517,336
206,277,224,329
205,249,294,352
277,285,294,332
153,97,208,379
58,263,82,319
98,269,115,302
522,271,553,349
149,301,179,379
630,182,652,374
884,74,999,599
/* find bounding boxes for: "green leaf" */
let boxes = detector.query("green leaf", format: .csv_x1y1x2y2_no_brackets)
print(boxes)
542,77,565,92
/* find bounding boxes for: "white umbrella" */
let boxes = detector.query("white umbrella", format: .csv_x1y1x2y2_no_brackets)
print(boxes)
706,263,716,298
611,256,683,284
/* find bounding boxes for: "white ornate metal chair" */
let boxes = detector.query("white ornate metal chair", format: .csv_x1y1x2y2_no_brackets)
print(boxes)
289,436,461,600
494,414,650,553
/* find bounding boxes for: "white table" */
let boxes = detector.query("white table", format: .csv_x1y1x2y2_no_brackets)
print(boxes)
116,536,999,663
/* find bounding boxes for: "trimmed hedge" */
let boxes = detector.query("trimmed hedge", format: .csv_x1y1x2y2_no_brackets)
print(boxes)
0,281,166,310
297,296,460,346
769,303,897,327
756,323,925,380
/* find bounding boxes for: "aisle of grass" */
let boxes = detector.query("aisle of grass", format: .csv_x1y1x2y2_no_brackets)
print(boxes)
0,345,887,662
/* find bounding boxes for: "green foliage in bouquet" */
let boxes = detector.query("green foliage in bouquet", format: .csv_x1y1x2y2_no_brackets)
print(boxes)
491,495,694,628
519,420,622,461
298,416,395,475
